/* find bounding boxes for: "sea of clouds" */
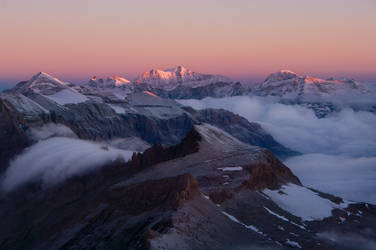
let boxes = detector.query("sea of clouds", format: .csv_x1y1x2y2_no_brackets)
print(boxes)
178,96,376,204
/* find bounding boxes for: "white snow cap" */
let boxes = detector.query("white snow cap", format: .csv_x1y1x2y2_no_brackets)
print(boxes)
89,75,131,87
31,72,65,84
264,70,299,82
136,65,231,88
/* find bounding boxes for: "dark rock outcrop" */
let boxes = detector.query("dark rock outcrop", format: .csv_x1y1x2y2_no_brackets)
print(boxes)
108,173,200,214
209,189,234,204
129,127,201,170
0,173,201,250
246,150,301,190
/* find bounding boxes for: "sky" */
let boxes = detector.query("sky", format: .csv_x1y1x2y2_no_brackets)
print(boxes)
0,0,375,85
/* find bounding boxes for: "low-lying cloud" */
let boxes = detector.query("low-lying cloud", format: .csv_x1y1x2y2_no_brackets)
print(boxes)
27,123,77,141
286,154,376,204
178,96,376,156
1,137,133,193
178,96,376,203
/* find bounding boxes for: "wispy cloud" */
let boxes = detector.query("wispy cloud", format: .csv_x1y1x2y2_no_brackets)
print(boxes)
1,137,133,193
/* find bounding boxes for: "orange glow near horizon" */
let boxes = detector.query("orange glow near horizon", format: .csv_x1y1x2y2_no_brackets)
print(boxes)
0,0,375,83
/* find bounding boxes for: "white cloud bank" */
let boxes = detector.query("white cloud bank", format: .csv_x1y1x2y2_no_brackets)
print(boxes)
178,96,376,156
1,137,133,193
285,154,376,204
178,96,376,203
27,123,77,141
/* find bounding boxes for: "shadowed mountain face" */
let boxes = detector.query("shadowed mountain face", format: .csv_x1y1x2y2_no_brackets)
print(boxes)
0,98,31,170
0,124,375,250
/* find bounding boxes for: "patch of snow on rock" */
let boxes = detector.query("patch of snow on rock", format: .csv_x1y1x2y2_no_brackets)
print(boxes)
109,104,126,114
285,239,302,248
264,184,350,221
44,89,88,105
218,166,243,171
222,211,267,237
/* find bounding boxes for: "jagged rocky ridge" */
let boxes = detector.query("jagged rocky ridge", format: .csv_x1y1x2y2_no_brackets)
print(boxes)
0,124,375,250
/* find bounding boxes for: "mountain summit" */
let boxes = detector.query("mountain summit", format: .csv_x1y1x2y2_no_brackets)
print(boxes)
136,65,232,89
88,76,131,89
12,72,69,95
264,70,298,83
254,70,368,98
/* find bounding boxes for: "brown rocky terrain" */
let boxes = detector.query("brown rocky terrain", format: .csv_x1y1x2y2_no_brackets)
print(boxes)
0,124,374,249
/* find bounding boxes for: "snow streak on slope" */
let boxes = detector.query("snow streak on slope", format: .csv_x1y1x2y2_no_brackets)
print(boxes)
43,89,88,105
221,211,266,236
264,184,349,221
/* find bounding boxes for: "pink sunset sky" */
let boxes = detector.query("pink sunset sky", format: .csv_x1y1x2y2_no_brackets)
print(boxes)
0,0,375,85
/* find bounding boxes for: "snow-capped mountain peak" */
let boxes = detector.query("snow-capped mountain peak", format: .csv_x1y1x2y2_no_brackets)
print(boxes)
264,70,299,83
9,72,89,105
29,72,66,86
87,76,132,89
254,70,369,100
136,65,232,90
12,72,69,95
164,65,191,75
107,76,131,86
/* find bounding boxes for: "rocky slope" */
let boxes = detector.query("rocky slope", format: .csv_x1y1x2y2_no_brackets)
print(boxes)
0,124,374,250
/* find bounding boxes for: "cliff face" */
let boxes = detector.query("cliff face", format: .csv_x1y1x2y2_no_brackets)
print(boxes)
246,150,302,190
108,173,201,214
0,98,30,173
128,127,201,170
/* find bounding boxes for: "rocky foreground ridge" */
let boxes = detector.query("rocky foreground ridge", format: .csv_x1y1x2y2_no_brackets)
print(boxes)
0,124,375,250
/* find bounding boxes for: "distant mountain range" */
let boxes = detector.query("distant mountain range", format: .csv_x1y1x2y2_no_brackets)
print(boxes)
253,69,368,98
0,68,375,249
5,67,374,117
0,70,297,171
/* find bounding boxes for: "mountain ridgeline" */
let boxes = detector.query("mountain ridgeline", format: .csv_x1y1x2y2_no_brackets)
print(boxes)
0,68,375,249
